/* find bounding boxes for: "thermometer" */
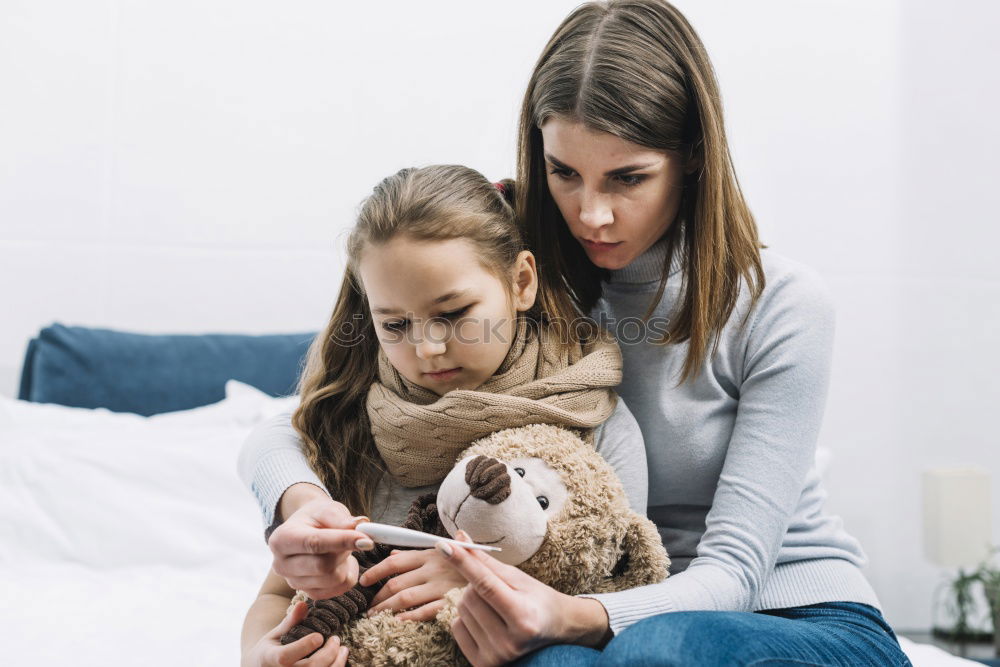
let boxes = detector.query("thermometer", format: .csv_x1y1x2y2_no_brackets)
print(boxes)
355,522,502,553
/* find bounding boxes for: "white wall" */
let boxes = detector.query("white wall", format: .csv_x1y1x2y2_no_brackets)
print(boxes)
892,0,1000,630
2,0,998,632
0,0,573,388
685,0,1000,632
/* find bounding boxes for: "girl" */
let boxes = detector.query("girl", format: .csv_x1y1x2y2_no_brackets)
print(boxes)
239,165,648,666
244,1,914,665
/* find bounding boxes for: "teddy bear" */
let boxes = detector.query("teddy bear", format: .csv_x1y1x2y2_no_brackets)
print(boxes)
281,423,670,665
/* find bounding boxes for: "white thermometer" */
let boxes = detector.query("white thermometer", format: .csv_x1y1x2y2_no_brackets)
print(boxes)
355,522,502,553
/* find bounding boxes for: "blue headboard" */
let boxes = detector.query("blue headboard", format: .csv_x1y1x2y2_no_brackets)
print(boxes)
18,323,317,416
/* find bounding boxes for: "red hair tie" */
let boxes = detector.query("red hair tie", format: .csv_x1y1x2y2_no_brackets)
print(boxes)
494,182,507,195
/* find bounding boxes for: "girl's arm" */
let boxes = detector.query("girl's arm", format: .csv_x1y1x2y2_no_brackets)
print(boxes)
236,410,330,533
582,268,838,634
241,568,297,657
238,410,373,601
241,568,349,666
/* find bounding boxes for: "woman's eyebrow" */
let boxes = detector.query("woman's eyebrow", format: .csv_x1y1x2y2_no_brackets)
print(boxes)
544,152,657,176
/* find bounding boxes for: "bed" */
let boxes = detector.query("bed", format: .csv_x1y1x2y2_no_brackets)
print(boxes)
0,323,987,666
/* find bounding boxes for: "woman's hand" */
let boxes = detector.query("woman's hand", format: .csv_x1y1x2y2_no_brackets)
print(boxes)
268,495,373,600
436,532,611,667
242,600,349,667
360,548,468,621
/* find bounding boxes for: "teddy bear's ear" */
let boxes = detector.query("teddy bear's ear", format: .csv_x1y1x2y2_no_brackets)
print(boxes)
596,514,671,594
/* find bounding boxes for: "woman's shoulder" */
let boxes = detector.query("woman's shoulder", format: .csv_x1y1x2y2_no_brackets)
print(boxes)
758,248,830,295
746,248,835,322
729,248,836,365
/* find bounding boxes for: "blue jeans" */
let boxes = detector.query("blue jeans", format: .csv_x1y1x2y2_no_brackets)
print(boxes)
513,602,911,666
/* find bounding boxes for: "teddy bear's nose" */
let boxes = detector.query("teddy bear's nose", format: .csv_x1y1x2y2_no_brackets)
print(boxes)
465,455,511,504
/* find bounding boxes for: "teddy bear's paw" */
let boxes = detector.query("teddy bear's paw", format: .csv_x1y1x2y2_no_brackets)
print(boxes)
279,588,370,646
280,623,316,645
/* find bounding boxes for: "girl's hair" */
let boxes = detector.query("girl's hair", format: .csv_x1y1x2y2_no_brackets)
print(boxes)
516,0,766,383
291,165,577,515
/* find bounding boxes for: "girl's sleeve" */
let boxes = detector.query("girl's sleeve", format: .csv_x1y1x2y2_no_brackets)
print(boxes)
236,410,330,533
581,268,836,634
593,398,648,516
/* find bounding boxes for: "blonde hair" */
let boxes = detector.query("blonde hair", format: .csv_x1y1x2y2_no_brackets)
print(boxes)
517,0,766,383
292,165,580,515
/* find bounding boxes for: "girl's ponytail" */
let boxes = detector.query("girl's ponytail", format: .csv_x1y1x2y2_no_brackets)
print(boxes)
495,179,516,208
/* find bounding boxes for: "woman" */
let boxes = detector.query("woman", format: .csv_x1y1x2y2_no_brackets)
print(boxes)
239,1,910,664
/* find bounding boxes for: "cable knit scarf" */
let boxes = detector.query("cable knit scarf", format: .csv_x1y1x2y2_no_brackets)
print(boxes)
365,317,622,487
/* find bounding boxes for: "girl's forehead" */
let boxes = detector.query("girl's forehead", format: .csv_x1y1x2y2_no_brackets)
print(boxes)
358,236,502,313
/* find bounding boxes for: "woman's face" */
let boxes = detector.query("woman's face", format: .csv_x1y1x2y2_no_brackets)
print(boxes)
358,236,537,396
540,116,687,271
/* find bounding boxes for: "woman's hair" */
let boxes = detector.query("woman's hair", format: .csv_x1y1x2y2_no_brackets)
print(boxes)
516,0,765,383
291,165,576,515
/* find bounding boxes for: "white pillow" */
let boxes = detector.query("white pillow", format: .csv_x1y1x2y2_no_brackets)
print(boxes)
0,379,284,428
0,381,293,666
0,382,280,570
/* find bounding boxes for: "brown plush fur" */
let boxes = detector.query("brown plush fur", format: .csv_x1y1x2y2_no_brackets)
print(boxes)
288,424,669,666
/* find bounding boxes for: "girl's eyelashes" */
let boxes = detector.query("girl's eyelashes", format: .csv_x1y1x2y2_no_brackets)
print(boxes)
439,305,471,320
381,319,409,332
379,305,471,333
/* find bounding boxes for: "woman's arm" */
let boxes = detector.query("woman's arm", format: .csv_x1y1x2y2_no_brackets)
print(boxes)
435,270,838,663
583,268,837,633
438,533,613,666
593,398,648,515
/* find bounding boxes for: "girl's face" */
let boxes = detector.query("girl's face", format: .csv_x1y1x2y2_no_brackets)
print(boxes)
358,236,537,396
540,116,688,271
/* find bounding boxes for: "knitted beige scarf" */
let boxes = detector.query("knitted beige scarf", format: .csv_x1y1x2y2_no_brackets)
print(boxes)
365,317,622,487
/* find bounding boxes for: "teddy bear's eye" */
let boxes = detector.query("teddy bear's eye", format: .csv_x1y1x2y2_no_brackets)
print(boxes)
536,495,549,510
514,467,525,477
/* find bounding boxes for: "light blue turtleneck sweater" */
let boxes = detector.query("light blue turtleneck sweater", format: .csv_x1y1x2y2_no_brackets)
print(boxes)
576,239,880,631
237,239,881,634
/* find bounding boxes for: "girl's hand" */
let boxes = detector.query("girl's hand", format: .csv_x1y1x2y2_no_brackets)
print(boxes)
268,497,373,600
360,548,468,621
437,532,611,667
242,600,349,667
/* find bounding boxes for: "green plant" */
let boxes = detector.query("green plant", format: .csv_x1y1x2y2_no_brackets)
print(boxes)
936,569,988,640
934,546,1000,654
974,546,1000,654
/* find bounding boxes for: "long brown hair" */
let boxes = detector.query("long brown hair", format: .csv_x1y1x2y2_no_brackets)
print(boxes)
517,0,765,383
292,165,581,515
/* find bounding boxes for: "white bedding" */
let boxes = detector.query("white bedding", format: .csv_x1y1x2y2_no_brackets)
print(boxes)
0,384,983,666
0,381,286,665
